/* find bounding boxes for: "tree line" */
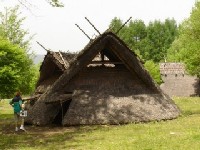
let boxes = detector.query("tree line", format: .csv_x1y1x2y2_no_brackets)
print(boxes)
108,1,200,82
109,17,178,84
167,2,200,77
1,1,200,98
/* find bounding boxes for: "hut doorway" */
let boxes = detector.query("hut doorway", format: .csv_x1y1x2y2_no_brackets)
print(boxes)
52,99,72,125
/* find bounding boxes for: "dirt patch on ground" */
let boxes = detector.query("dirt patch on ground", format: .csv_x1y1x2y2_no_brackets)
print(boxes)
1,122,77,136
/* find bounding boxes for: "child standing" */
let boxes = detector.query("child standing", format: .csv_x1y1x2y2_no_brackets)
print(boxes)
10,92,25,131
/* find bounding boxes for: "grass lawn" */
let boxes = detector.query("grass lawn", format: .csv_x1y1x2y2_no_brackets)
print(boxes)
1,97,200,150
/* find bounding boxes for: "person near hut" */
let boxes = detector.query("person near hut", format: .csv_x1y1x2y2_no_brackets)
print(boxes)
9,92,25,131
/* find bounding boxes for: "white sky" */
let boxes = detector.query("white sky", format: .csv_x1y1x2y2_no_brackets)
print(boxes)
0,0,196,54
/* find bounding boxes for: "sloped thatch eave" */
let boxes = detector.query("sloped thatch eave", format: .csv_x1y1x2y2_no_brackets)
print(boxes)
45,94,72,104
63,90,180,125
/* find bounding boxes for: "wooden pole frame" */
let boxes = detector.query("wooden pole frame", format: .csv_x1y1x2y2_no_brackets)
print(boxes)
85,17,101,35
75,24,91,40
36,41,49,52
116,17,132,34
58,50,68,69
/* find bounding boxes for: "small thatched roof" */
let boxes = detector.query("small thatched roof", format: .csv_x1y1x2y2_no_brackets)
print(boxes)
25,31,180,126
37,51,76,84
40,51,76,72
25,51,76,107
160,62,200,97
160,63,185,75
35,51,76,93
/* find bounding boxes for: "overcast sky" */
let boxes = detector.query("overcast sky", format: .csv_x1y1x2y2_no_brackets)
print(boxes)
0,0,196,54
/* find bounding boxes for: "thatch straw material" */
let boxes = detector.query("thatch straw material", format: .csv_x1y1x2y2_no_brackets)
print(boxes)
25,51,76,116
160,63,200,97
37,51,76,88
64,90,179,125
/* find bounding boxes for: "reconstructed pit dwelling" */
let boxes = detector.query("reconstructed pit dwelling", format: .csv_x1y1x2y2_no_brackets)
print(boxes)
25,32,180,126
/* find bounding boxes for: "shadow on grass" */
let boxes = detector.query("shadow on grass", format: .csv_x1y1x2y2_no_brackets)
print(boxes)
0,123,108,150
181,110,200,116
0,100,109,150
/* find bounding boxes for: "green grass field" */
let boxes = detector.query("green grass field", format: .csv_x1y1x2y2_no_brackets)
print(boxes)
1,97,200,150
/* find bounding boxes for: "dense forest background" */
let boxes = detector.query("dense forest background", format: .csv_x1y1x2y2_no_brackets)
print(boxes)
0,2,200,98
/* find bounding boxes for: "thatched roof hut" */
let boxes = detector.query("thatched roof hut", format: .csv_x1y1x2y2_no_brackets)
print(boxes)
35,51,76,94
25,31,180,126
25,51,76,104
160,63,200,97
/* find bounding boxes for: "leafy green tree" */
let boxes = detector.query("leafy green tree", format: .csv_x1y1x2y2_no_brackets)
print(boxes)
125,20,147,51
109,18,146,58
164,19,178,48
108,18,163,84
0,37,37,98
47,0,64,7
0,6,39,97
109,17,123,33
109,17,128,41
109,18,178,63
144,60,163,85
0,6,32,51
145,21,164,62
167,2,200,77
142,19,178,62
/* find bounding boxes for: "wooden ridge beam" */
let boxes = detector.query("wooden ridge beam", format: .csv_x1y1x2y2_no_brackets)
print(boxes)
91,61,123,64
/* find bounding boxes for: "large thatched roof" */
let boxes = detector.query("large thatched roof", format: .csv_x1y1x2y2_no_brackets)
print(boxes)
25,31,180,126
43,32,160,98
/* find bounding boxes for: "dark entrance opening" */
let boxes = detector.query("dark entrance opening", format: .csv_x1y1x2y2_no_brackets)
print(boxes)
52,99,72,125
